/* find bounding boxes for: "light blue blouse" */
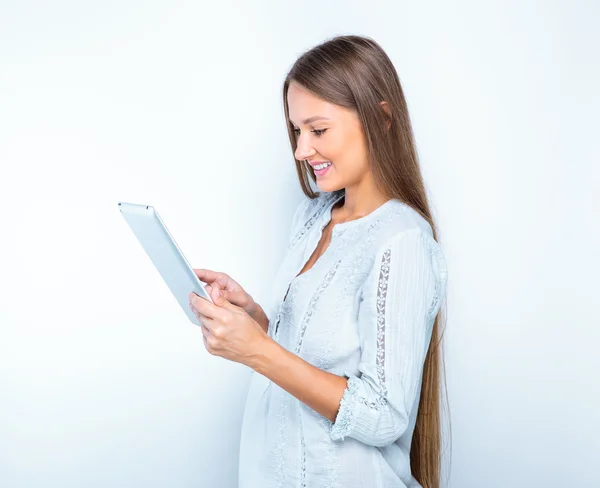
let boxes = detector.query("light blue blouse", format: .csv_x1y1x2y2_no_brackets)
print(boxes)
238,189,448,488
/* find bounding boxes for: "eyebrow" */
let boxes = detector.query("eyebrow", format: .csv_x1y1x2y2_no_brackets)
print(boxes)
289,116,331,126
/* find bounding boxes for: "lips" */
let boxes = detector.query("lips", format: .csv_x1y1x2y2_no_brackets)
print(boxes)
313,162,332,177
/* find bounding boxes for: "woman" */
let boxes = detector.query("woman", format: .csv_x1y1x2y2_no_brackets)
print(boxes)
189,34,449,488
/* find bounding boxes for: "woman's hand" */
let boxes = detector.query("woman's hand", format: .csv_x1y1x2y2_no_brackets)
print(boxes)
193,268,269,332
193,268,257,314
188,287,269,367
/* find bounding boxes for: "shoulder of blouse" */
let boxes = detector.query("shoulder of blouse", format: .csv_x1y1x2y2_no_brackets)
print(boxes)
364,200,447,284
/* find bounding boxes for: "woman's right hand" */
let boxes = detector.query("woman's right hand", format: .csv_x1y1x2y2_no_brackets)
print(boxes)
192,269,266,328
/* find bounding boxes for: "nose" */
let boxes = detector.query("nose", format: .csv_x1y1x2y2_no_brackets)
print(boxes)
294,133,316,161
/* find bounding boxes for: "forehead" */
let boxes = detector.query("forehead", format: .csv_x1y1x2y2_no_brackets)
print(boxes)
287,82,339,123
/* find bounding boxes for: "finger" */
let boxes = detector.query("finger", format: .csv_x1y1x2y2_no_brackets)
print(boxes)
205,285,222,304
200,315,217,334
189,303,206,325
202,321,219,350
189,292,212,310
189,302,214,329
190,293,229,321
193,268,218,283
195,269,231,290
201,321,213,336
202,330,213,354
194,269,229,288
205,284,223,296
207,285,223,301
220,288,247,306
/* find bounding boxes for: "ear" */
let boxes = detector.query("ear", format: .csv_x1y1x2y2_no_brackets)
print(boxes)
379,100,392,132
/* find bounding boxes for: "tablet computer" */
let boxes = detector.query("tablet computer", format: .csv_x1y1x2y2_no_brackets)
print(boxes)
118,202,213,327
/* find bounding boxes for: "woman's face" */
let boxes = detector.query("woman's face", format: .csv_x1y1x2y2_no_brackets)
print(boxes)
287,82,370,192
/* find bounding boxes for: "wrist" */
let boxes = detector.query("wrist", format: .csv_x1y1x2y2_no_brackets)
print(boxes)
246,298,260,318
248,335,281,375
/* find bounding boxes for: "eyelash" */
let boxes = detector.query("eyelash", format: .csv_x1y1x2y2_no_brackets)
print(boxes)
293,128,328,138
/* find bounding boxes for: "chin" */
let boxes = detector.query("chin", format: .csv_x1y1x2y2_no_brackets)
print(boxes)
315,179,335,191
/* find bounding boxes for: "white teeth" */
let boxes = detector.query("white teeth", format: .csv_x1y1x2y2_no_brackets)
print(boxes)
314,162,332,170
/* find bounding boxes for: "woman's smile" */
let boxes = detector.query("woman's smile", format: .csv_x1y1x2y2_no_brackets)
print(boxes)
313,162,332,177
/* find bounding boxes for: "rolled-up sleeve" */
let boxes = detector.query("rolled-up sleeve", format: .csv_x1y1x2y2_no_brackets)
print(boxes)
330,228,447,447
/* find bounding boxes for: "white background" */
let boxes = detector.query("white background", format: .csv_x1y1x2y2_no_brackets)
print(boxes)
1,1,598,486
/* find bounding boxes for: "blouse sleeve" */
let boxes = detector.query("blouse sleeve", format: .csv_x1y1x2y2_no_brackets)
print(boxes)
329,228,448,447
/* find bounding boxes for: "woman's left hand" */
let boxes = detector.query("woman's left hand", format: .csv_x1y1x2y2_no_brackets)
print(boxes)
189,288,269,367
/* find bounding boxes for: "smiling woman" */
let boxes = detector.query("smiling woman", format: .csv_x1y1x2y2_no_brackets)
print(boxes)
286,80,380,202
236,34,449,488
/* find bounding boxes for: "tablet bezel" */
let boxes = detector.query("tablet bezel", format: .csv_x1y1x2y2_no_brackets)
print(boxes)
118,201,213,327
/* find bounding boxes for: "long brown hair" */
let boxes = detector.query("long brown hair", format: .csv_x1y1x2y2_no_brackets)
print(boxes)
282,35,450,487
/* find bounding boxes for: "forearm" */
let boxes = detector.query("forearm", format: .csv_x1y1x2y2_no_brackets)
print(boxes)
248,337,347,423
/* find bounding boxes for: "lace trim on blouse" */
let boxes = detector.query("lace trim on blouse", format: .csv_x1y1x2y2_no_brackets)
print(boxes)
331,230,447,442
376,247,391,397
288,191,342,251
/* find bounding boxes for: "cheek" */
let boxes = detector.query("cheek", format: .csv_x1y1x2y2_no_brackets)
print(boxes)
325,131,368,173
318,132,345,162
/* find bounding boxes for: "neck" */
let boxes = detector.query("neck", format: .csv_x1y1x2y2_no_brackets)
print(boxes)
334,183,389,223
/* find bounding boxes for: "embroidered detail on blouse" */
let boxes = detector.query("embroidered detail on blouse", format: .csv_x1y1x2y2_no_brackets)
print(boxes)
273,280,299,337
361,394,388,410
274,392,290,487
428,280,441,316
288,192,341,250
297,401,307,488
319,414,341,488
315,206,407,372
376,247,391,397
294,260,341,354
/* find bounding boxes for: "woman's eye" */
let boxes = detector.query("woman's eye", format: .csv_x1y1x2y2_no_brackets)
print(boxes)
292,128,328,138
